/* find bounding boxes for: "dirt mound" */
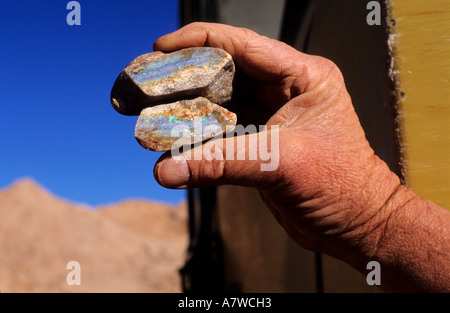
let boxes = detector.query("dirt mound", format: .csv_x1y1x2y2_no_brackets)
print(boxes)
0,178,188,293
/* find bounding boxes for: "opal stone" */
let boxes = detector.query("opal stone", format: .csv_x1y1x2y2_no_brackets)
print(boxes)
110,47,237,151
110,47,235,116
128,49,224,86
135,97,237,152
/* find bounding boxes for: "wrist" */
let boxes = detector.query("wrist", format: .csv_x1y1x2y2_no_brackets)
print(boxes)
338,167,450,292
366,189,450,292
361,183,418,262
323,157,414,274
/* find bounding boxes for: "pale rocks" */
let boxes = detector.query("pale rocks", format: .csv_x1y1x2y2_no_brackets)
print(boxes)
135,97,237,152
110,47,235,116
110,47,237,152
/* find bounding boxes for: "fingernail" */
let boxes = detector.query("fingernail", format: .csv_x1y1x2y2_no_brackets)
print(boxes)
155,157,190,189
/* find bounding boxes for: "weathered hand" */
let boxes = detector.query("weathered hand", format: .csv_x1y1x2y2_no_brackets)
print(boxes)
153,22,399,257
152,22,450,292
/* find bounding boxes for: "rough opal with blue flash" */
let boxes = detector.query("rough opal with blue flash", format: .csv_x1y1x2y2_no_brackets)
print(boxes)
110,47,237,151
110,47,235,116
135,97,237,152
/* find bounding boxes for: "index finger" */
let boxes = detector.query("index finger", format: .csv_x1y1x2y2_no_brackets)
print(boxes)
153,22,307,83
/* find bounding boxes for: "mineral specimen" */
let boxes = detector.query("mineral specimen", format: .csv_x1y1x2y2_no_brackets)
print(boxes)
110,47,237,152
110,47,235,116
135,97,237,152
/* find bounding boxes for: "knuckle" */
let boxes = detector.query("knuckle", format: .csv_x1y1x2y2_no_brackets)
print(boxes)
303,56,346,99
188,21,206,29
239,26,258,38
199,157,226,182
314,56,344,84
193,141,227,183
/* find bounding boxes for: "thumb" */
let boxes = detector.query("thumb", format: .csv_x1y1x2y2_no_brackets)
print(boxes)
153,127,281,189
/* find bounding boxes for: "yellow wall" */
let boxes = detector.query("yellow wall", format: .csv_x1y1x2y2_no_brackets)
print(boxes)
389,0,450,209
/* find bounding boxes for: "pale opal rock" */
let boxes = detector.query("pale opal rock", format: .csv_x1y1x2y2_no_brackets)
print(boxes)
110,47,235,116
110,47,237,151
135,97,237,152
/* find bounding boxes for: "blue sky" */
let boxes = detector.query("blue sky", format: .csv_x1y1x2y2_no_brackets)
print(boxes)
0,1,186,206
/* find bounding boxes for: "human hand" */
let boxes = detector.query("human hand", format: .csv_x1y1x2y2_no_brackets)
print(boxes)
151,23,450,292
152,23,412,266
